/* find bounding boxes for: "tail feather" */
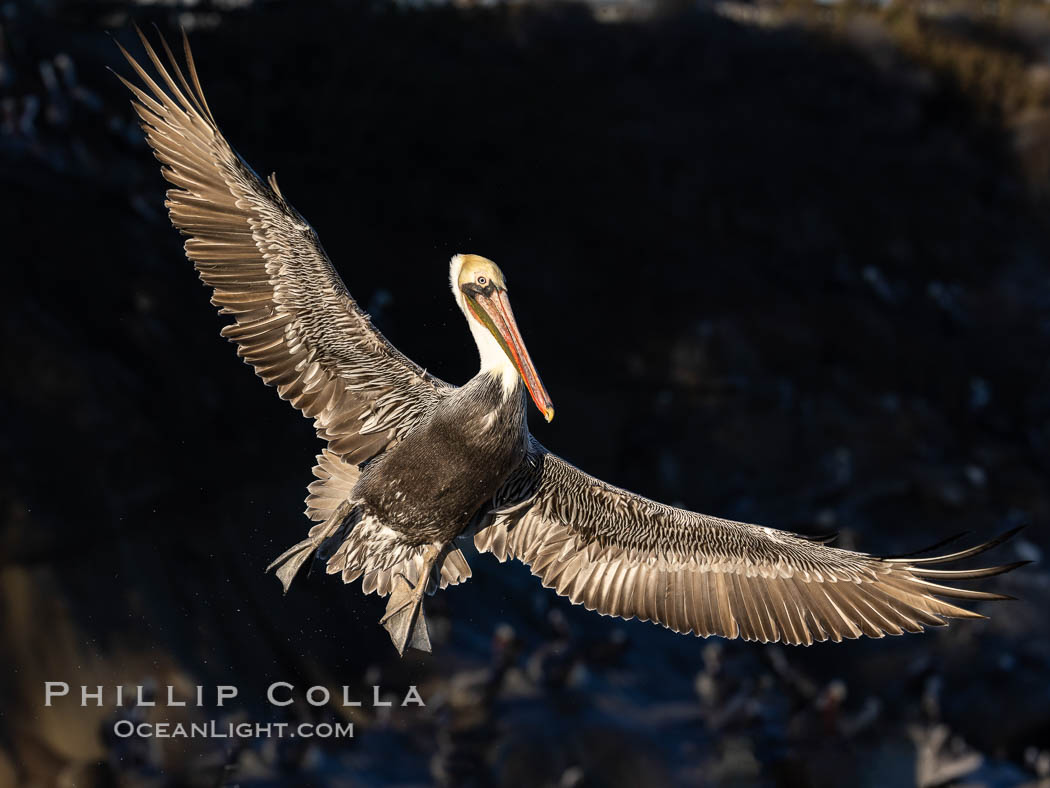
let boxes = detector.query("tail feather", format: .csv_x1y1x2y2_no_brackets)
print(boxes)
324,514,472,594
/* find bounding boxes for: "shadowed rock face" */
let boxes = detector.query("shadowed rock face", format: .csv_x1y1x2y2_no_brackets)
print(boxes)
2,1,1049,785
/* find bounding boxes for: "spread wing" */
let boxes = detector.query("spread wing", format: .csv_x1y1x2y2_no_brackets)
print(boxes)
476,438,1022,644
116,29,450,464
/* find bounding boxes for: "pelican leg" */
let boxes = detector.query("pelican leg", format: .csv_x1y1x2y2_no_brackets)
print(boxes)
267,500,355,593
380,544,441,656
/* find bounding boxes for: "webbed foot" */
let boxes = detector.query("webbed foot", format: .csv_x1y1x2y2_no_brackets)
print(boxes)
380,545,440,655
381,573,432,655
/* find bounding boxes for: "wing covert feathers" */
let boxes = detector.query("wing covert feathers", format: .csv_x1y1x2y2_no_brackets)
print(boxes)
117,28,449,465
476,438,1023,645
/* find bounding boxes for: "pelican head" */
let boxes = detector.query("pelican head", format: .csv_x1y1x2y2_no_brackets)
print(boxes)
450,254,554,422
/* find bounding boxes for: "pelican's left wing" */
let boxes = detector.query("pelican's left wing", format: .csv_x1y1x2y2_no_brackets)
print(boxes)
116,30,451,465
476,438,1021,644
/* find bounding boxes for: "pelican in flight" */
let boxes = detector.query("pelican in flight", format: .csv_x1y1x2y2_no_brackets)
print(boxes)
117,30,1023,655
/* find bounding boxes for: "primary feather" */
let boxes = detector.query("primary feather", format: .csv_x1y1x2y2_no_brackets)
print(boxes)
115,27,451,466
475,438,1022,645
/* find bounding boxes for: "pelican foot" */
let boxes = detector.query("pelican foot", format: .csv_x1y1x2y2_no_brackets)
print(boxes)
380,545,441,656
380,575,431,655
267,538,319,593
267,501,354,593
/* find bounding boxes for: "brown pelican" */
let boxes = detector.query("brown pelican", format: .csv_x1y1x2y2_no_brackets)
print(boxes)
117,30,1023,655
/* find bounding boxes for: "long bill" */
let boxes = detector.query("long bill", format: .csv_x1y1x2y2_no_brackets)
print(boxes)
467,288,555,422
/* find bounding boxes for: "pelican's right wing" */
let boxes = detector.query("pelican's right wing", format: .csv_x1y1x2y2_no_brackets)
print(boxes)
476,438,1022,644
116,29,451,464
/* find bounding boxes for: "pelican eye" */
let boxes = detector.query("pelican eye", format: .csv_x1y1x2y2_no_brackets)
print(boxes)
477,275,488,286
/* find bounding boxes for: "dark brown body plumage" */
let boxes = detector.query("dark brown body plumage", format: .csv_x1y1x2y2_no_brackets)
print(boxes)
355,374,527,544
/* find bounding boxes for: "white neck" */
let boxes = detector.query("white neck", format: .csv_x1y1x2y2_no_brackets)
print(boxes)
466,313,520,395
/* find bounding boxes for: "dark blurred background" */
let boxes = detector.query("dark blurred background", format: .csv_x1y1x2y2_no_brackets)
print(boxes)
2,0,1050,785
